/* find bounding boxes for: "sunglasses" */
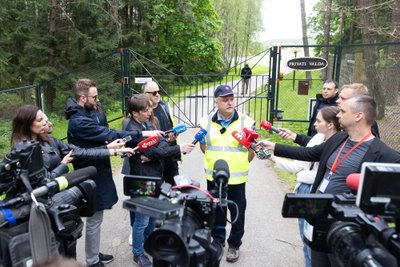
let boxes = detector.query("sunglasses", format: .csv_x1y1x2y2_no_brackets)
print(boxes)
145,90,160,96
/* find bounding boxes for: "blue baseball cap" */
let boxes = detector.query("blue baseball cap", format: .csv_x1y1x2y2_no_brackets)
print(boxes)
214,85,234,97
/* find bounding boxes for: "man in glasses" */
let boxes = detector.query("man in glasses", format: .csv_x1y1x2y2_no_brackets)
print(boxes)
65,79,161,267
142,81,181,186
198,85,255,263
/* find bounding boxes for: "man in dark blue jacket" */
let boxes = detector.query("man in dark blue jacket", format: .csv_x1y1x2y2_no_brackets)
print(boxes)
308,80,339,136
65,79,162,267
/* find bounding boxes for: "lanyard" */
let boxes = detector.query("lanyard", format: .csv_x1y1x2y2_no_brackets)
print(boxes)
329,132,372,175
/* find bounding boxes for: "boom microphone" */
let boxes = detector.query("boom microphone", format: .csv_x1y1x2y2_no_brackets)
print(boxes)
133,136,159,152
260,120,281,134
212,159,230,188
346,173,361,191
192,128,207,145
164,124,187,135
1,166,97,208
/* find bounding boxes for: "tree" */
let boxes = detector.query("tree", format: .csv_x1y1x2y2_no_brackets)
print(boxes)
300,0,312,81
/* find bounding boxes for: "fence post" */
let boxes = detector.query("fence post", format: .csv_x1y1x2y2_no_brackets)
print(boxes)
269,46,278,123
333,45,343,82
121,48,131,116
35,84,43,110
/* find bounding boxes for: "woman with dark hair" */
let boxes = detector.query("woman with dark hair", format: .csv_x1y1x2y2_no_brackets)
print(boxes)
11,105,134,183
266,106,341,267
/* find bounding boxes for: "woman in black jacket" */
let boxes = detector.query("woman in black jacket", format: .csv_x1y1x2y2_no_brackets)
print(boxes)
11,105,134,184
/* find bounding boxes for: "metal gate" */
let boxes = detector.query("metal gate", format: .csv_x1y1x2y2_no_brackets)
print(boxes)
122,48,273,128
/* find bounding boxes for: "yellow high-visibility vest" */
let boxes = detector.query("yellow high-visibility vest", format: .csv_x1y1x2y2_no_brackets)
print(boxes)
200,111,255,185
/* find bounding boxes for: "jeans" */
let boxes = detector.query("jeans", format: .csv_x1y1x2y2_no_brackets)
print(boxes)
296,183,312,267
207,181,246,249
130,212,155,257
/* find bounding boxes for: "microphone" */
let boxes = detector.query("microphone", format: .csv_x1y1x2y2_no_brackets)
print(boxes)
232,131,256,150
346,173,361,191
212,159,230,188
192,128,207,145
164,124,187,135
232,130,271,159
1,166,97,208
133,136,159,152
260,120,281,134
243,128,259,142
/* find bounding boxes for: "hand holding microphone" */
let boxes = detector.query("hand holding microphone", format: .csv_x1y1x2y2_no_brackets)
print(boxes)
231,131,271,159
260,120,281,134
183,128,207,155
242,128,271,159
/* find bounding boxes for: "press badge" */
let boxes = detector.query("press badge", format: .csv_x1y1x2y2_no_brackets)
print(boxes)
318,178,329,193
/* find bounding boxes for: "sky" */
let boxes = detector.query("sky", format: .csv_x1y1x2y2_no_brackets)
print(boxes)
257,0,319,42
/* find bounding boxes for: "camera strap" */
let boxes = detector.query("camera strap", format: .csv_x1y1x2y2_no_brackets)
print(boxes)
29,194,57,264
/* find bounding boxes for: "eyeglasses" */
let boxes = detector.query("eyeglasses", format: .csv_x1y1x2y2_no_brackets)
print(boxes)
145,90,160,96
86,95,99,101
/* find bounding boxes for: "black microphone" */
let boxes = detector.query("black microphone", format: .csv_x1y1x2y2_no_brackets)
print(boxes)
1,166,97,208
212,159,230,188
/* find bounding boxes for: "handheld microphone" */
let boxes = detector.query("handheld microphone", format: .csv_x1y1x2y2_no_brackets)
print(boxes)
233,130,271,159
231,131,255,150
192,128,207,145
164,124,187,135
346,173,361,191
260,120,281,134
133,136,159,152
243,128,259,142
1,166,97,208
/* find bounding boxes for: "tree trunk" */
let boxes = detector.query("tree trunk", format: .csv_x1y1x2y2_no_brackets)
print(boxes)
45,0,58,112
300,0,312,81
322,0,332,80
357,0,385,118
384,0,400,105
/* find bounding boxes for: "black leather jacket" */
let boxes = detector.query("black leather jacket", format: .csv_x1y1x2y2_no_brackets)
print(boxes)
41,136,110,181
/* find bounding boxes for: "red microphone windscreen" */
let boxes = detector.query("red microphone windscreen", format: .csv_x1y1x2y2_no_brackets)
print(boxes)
231,131,252,148
243,128,258,142
138,136,159,152
260,120,272,130
346,173,361,191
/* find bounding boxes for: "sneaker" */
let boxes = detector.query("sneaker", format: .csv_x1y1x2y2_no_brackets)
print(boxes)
88,261,105,267
133,254,152,267
226,247,239,263
99,253,114,264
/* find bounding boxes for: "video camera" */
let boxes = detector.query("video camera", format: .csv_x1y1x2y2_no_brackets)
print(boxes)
123,159,234,267
0,140,97,267
282,162,400,267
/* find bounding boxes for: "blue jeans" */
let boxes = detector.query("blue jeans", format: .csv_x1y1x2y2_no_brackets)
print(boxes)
130,212,155,257
207,181,246,249
296,183,312,267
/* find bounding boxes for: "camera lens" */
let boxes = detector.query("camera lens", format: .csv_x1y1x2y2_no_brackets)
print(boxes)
327,221,366,266
154,234,183,252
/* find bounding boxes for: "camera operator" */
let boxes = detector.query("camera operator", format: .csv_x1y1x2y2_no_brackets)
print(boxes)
259,95,400,266
121,94,195,267
64,79,163,267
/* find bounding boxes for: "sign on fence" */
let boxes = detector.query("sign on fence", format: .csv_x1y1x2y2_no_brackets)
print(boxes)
287,57,328,71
